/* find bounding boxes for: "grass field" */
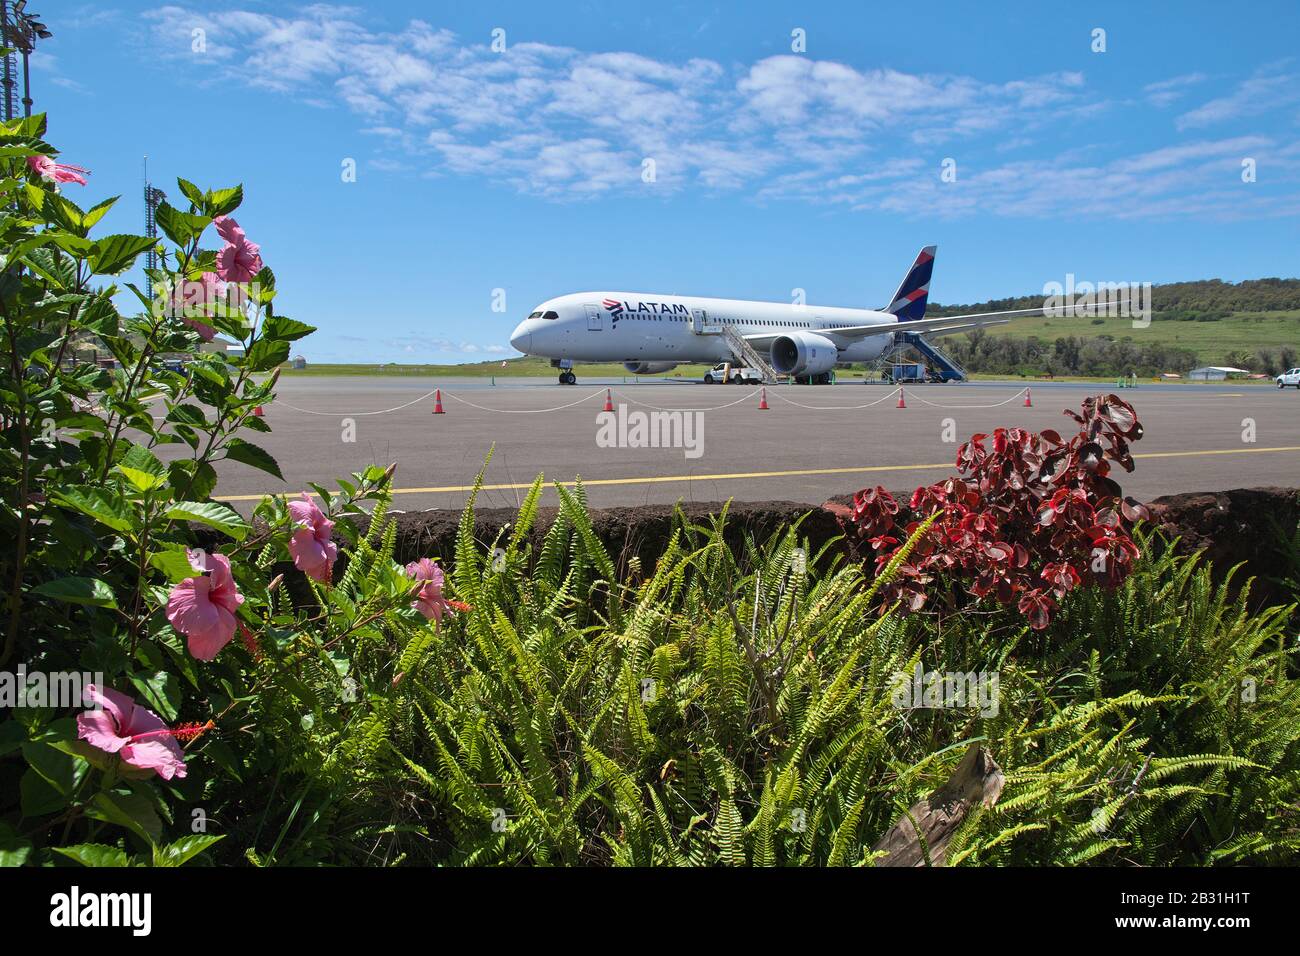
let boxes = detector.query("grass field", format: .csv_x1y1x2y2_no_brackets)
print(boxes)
980,310,1300,363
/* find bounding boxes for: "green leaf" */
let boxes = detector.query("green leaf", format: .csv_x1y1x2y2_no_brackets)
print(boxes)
167,459,218,500
20,767,67,816
223,438,283,480
154,201,210,247
149,546,200,583
120,443,166,477
176,177,206,208
208,184,243,217
82,195,119,230
46,193,85,232
32,576,118,609
0,720,23,758
253,265,276,302
52,486,136,534
165,403,208,427
243,337,289,372
22,181,45,212
262,314,314,342
0,823,33,867
90,234,158,275
165,501,250,540
88,789,163,846
129,670,181,723
53,843,133,867
48,233,95,257
118,466,166,492
21,742,88,796
155,834,225,867
117,444,167,491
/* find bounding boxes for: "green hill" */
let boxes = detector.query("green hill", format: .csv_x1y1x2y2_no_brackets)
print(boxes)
929,278,1300,375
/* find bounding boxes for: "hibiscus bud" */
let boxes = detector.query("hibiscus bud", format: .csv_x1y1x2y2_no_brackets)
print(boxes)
267,573,284,593
268,367,281,389
392,671,405,688
382,462,398,485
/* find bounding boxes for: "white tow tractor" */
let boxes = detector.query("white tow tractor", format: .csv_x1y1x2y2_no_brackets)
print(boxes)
703,362,763,384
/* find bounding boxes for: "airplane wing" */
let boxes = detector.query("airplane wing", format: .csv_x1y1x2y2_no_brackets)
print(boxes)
818,307,1045,339
739,306,1043,347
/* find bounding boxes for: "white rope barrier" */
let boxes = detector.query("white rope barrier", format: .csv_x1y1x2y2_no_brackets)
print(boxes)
439,388,609,414
766,389,902,411
902,387,1029,409
274,389,442,416
270,383,1038,418
611,387,763,412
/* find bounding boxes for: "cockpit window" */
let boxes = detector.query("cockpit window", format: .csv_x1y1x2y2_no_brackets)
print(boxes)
528,312,542,319
543,311,559,320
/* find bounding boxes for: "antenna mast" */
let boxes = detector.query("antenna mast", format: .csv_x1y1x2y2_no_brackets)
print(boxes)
143,156,166,301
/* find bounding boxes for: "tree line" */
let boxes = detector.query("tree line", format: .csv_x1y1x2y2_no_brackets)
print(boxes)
929,277,1300,318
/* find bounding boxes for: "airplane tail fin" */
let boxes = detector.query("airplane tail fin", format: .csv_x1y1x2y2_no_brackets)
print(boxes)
883,245,937,322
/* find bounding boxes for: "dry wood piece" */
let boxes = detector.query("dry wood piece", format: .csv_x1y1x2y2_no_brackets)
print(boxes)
872,743,1005,867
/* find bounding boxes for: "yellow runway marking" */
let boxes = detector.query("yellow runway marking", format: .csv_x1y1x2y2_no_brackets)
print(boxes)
221,444,1300,501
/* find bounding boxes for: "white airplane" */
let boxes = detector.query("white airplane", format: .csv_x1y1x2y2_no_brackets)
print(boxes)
508,246,1044,384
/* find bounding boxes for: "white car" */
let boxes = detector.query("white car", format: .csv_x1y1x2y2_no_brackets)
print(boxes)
1277,368,1300,389
703,363,762,384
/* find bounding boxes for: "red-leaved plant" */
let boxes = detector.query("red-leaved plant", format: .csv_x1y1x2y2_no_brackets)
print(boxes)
835,394,1150,629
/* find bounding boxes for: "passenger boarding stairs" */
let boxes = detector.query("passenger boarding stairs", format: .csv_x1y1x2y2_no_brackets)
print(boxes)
721,325,781,384
874,330,968,382
688,308,780,383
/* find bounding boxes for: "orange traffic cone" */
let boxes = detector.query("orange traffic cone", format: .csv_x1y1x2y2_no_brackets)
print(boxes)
603,388,614,412
896,387,906,409
253,405,264,417
758,387,769,410
1024,388,1033,407
432,388,445,414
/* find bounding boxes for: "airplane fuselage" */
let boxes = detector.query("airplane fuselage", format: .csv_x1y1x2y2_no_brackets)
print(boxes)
509,291,896,366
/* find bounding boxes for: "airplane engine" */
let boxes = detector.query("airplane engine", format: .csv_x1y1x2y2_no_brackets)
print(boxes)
623,361,678,375
770,332,839,376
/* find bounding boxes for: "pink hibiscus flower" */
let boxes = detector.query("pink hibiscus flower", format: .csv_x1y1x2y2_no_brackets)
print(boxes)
76,685,188,780
288,493,337,583
405,558,470,623
27,154,90,186
213,215,263,283
170,272,225,341
166,550,245,660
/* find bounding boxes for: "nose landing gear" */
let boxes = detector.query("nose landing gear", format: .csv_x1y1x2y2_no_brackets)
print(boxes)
551,359,577,385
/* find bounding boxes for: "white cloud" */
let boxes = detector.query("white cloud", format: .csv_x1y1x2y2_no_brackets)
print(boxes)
1177,64,1300,129
1143,72,1207,107
138,6,1298,219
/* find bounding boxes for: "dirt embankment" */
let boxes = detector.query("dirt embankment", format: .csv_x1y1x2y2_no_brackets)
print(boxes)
373,486,1299,606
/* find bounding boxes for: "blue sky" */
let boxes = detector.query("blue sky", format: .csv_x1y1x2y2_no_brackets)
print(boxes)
34,1,1300,362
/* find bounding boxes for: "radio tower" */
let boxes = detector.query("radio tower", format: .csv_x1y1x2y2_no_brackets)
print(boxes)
143,156,166,301
0,3,52,120
0,3,17,120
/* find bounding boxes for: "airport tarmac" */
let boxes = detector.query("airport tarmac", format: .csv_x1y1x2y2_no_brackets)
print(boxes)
169,376,1300,513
